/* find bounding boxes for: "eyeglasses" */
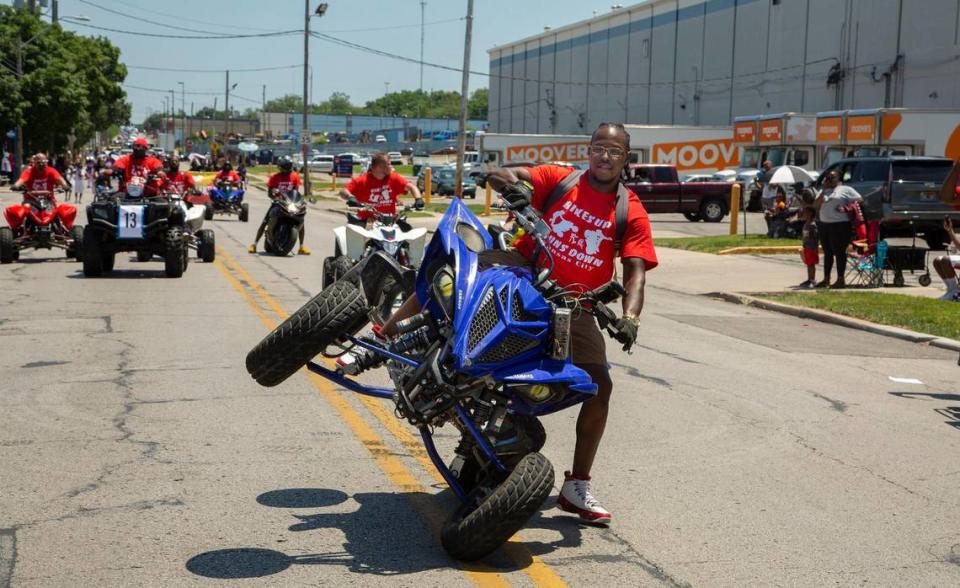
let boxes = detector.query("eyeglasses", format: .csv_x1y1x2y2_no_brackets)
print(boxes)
588,145,626,160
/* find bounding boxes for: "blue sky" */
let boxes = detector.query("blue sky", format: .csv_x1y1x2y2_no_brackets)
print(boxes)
18,0,629,123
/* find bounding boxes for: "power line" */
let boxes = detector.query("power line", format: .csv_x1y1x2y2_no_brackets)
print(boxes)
62,18,299,40
114,0,281,33
76,0,231,35
125,63,302,74
123,83,261,105
317,17,465,33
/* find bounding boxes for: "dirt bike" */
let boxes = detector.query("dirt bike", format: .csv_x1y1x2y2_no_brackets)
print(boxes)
82,174,189,278
323,202,427,318
1,188,83,263
245,192,629,561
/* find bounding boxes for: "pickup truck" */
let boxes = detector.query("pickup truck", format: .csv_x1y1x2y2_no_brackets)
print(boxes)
622,164,733,222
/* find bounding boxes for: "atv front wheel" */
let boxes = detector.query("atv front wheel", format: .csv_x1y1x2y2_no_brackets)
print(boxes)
322,255,354,289
67,225,83,260
81,225,103,276
102,252,115,272
197,229,216,262
239,203,250,223
0,227,15,264
204,206,214,221
164,227,187,278
246,280,369,387
441,452,554,561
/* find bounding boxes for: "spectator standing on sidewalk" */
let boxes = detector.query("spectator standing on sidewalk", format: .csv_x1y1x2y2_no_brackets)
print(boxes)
1,147,12,182
932,217,960,301
798,206,819,288
815,169,863,288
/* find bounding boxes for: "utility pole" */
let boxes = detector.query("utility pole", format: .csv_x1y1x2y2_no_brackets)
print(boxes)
224,70,230,140
178,82,185,152
169,89,175,150
51,0,58,24
262,84,267,137
454,0,474,198
302,0,311,198
419,1,426,92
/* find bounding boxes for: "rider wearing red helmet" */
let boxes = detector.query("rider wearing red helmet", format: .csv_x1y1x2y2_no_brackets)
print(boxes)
112,138,164,195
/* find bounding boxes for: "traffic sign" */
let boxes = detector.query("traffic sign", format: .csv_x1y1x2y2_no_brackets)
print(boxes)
300,131,311,146
210,141,219,156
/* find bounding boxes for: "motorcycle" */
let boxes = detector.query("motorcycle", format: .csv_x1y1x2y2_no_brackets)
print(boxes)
246,193,629,560
206,180,249,222
323,203,427,317
1,188,83,263
263,189,306,256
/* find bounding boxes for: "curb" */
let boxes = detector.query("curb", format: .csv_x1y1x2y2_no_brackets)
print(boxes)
716,245,804,255
708,291,960,353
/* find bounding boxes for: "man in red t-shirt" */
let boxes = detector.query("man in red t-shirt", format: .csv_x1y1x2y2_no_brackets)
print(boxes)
12,153,68,195
112,137,164,195
481,123,656,523
339,152,423,229
161,155,197,195
249,156,309,254
214,162,241,184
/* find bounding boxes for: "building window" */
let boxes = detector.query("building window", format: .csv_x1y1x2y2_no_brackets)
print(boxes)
642,38,649,58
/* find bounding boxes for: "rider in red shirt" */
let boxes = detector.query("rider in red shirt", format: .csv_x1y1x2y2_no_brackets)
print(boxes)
339,152,423,228
12,153,68,195
249,156,308,255
161,155,197,195
112,137,164,195
214,162,241,184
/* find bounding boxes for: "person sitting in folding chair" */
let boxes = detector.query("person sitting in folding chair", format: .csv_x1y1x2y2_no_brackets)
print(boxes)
933,217,960,301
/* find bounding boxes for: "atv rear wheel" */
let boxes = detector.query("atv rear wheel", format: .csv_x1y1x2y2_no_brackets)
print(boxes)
136,250,152,262
246,280,369,387
239,203,250,223
0,227,14,264
164,227,187,278
67,225,83,260
197,229,216,262
204,205,214,221
441,452,554,561
322,255,355,289
82,225,104,276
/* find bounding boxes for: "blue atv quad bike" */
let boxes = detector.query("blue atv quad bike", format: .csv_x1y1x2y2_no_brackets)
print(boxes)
205,180,249,222
245,195,630,560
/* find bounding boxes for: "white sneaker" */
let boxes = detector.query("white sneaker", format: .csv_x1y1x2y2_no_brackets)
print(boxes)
557,471,611,523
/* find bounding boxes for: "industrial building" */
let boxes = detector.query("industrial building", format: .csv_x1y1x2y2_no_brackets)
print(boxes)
488,0,960,134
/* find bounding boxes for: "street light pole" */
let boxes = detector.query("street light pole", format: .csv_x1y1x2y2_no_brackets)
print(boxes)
302,0,311,198
178,81,185,153
15,42,23,173
169,89,175,150
454,0,474,198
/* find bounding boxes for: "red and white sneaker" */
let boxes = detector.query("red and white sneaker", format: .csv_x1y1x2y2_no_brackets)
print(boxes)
557,471,612,523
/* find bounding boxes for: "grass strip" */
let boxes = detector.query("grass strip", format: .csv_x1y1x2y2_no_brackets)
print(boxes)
654,234,802,254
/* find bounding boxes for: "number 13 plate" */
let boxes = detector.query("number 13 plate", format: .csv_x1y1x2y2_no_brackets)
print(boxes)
117,205,145,239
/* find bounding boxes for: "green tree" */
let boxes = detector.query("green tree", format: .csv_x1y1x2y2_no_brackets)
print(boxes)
315,91,355,115
0,6,128,156
468,88,488,119
263,94,305,113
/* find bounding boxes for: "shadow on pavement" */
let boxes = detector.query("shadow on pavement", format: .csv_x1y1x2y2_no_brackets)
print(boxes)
187,488,452,578
890,391,960,430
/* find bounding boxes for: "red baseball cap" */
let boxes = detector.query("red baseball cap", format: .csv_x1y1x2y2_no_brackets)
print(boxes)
133,137,149,148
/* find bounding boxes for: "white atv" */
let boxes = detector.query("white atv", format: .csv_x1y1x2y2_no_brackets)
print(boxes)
137,190,215,263
323,203,426,317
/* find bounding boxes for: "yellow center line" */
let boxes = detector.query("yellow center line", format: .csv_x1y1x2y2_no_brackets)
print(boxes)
216,246,568,587
214,251,509,588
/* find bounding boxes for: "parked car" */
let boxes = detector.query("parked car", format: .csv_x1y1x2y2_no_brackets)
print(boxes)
415,164,451,192
431,167,477,198
387,151,403,165
622,164,733,222
681,173,714,183
375,134,387,143
815,156,960,249
306,154,334,173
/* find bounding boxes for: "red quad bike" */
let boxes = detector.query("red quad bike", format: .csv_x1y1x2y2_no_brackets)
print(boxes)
1,189,83,263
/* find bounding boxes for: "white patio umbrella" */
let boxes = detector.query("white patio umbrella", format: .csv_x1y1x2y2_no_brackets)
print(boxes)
762,165,815,185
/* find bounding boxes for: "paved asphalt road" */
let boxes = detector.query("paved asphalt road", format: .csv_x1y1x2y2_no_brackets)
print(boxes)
1,184,959,587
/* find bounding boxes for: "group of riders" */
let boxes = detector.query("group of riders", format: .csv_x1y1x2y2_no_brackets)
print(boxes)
8,124,655,523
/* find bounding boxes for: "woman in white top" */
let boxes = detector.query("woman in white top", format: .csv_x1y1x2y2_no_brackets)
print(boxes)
815,169,863,288
72,160,86,203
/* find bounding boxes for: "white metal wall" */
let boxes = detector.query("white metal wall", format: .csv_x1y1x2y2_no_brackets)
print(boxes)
488,0,960,133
